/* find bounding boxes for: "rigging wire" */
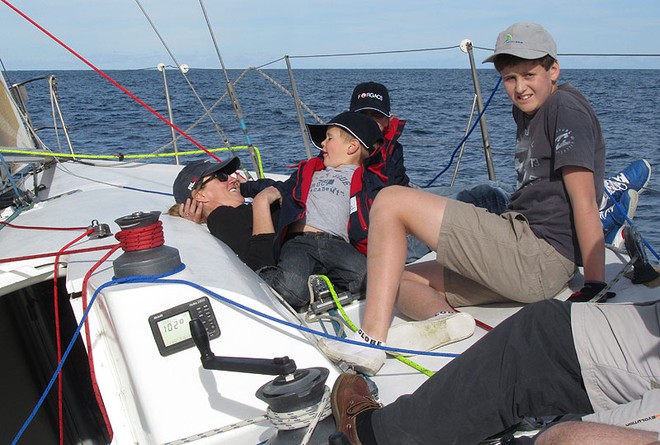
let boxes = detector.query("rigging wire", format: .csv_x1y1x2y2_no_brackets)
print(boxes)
1,0,223,164
197,0,260,178
131,0,234,153
147,68,251,155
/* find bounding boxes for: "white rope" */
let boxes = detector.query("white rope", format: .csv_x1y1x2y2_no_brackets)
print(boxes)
161,386,332,445
161,415,269,445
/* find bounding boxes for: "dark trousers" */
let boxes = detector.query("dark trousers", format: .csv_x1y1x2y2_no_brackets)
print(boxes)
371,300,593,445
258,232,367,308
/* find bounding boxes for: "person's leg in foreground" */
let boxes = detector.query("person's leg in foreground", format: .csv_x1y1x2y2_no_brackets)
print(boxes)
535,421,659,445
332,300,592,444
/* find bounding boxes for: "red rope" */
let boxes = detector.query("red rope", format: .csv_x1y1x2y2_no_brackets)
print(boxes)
453,307,494,332
80,245,121,442
72,221,165,441
474,318,494,332
115,221,165,251
0,245,119,264
53,228,94,445
2,217,166,441
1,0,222,163
0,221,88,231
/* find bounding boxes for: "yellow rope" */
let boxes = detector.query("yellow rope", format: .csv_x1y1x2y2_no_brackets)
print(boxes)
0,145,263,174
316,275,435,377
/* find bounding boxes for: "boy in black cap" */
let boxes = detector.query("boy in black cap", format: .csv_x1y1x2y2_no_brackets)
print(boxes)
349,82,409,187
241,111,386,309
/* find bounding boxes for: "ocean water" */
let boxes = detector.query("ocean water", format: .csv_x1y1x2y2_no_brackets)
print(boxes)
6,68,660,257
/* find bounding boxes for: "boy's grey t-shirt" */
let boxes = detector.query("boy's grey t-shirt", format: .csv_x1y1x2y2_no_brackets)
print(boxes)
304,165,358,242
508,82,606,265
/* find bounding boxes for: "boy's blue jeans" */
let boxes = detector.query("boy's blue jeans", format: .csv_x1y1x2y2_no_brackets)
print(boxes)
258,232,367,309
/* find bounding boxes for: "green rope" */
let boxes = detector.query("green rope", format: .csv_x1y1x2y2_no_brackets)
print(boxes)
316,274,435,377
0,145,263,175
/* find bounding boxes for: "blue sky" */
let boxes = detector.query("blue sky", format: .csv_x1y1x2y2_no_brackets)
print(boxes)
2,0,659,70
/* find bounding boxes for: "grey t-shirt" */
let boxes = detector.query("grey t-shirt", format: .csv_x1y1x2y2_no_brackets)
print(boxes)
305,165,358,241
508,83,606,265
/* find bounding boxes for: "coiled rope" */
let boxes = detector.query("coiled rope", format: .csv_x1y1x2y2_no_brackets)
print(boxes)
162,386,332,445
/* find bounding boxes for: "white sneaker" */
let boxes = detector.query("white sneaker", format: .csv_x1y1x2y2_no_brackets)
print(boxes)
318,330,386,376
386,312,476,357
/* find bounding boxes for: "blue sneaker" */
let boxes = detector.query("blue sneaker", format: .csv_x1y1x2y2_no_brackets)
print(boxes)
600,159,651,210
602,189,638,248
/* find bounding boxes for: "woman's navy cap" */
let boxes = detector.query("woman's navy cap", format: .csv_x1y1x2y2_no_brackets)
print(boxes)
173,156,240,203
306,111,383,153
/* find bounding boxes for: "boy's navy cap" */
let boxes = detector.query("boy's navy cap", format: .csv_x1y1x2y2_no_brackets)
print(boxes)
349,82,391,117
173,156,240,203
306,111,383,153
483,22,557,63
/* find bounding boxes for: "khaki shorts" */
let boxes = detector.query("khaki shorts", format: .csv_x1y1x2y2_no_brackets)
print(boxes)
437,199,576,307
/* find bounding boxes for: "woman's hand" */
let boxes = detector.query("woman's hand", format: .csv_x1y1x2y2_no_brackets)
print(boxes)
252,186,280,235
179,198,204,224
254,186,282,206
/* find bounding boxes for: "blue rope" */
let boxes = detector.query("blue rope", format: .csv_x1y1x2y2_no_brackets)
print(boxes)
10,265,184,445
12,266,456,443
138,277,460,358
0,152,21,196
423,76,502,188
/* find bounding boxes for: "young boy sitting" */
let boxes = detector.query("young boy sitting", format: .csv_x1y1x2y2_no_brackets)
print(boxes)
241,111,385,309
320,22,607,376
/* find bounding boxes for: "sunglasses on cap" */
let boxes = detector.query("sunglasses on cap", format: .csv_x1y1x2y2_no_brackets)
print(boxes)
197,171,230,189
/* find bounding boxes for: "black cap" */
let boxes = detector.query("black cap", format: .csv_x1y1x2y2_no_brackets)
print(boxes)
349,82,391,117
172,156,241,203
306,112,383,153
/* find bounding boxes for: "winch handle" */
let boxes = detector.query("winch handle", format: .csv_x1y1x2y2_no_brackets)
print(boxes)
190,318,297,376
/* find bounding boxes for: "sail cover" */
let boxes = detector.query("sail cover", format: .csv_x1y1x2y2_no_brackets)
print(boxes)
0,72,34,150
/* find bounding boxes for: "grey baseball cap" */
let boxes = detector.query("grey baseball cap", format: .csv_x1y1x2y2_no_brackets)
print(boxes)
483,22,557,63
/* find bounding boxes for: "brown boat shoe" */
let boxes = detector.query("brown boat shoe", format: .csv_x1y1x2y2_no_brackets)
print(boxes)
331,373,382,444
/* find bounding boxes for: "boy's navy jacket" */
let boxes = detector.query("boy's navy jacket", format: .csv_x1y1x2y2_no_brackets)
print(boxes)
379,117,409,188
240,118,407,260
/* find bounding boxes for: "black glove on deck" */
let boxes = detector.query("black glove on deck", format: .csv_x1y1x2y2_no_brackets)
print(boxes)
568,281,615,302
